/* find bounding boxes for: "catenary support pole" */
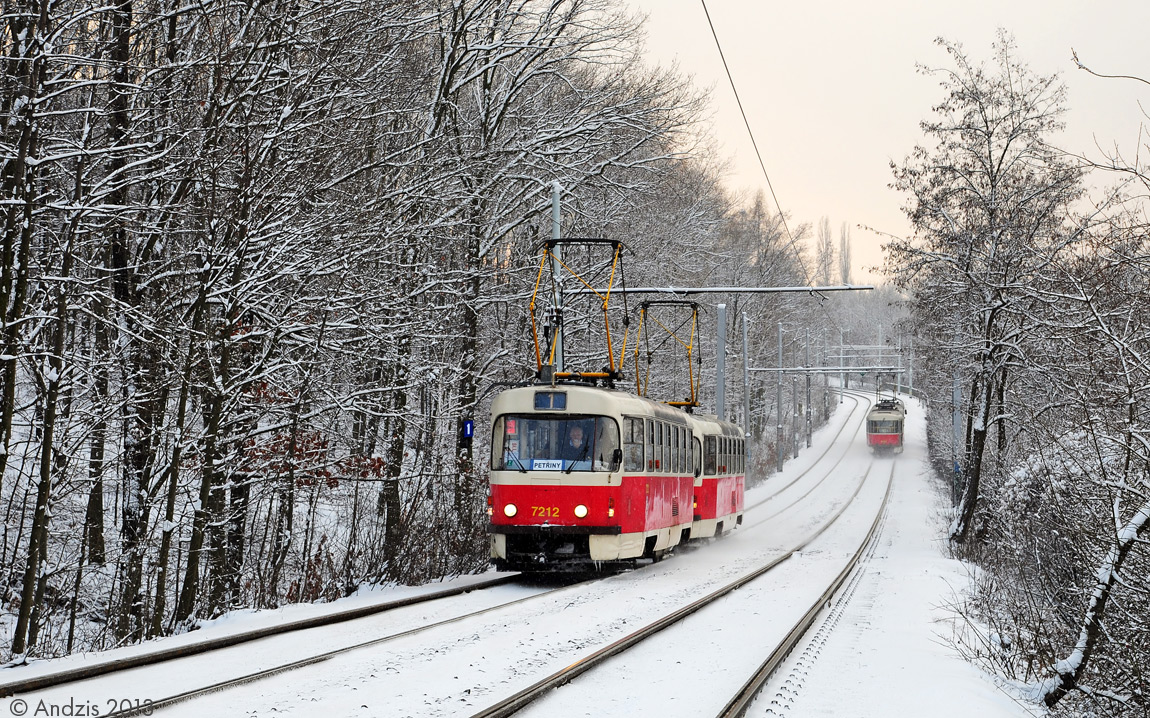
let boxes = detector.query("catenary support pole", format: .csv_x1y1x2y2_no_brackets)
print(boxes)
952,372,962,504
822,331,829,420
742,312,750,467
841,331,851,398
716,303,726,421
877,324,883,391
908,337,914,396
792,368,799,460
551,181,564,374
805,328,812,448
897,334,903,395
776,323,783,473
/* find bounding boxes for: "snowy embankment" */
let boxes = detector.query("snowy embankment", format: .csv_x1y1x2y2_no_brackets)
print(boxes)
749,393,1044,717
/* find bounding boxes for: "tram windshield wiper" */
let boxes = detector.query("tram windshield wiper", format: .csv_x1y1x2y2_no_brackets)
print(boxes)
507,451,528,473
564,445,589,474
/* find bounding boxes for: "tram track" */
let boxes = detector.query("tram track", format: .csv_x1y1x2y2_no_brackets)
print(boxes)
718,464,893,718
469,460,891,718
750,488,892,717
0,574,523,697
4,394,875,716
749,396,872,528
747,392,866,510
67,432,879,718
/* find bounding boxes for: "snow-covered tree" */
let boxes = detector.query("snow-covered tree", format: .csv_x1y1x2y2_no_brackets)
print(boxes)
886,33,1084,545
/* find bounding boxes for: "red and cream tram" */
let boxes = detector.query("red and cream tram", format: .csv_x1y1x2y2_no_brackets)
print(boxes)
487,384,744,572
865,398,906,453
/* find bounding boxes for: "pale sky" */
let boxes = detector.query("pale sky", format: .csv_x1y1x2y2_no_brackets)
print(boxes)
624,0,1150,281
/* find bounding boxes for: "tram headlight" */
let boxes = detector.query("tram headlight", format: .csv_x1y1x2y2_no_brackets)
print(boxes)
503,503,518,518
574,504,589,519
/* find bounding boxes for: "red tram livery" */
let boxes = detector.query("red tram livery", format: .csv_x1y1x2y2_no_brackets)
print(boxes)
488,384,744,572
865,398,906,453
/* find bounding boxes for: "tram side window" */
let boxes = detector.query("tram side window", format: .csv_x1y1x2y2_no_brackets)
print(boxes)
680,427,687,473
655,421,663,472
647,419,655,471
662,422,671,473
657,421,667,471
591,418,621,472
738,439,744,473
678,427,685,474
704,436,717,475
624,417,644,471
693,436,701,476
671,428,680,474
653,421,662,471
676,428,685,474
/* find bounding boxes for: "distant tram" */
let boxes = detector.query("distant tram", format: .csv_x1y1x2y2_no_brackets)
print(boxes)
865,398,905,453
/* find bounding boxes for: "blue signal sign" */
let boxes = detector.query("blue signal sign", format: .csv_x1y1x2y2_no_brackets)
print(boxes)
463,420,474,438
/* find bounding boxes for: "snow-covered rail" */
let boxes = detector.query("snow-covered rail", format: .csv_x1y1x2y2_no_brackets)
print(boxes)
747,392,866,510
39,576,594,718
717,464,893,717
469,460,890,718
0,575,521,697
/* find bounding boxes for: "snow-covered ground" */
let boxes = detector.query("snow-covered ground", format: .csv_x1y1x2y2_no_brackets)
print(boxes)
3,393,1043,717
744,394,1043,718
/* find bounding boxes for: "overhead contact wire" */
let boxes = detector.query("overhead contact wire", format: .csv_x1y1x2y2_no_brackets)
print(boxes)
699,0,814,289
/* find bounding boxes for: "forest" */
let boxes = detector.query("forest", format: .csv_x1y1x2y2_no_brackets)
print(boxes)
888,34,1150,718
0,0,831,661
8,0,1146,714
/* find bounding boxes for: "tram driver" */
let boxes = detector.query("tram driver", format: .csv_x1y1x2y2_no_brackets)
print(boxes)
561,424,591,464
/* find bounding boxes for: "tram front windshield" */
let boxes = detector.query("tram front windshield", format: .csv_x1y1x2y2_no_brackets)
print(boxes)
868,419,901,434
492,415,620,472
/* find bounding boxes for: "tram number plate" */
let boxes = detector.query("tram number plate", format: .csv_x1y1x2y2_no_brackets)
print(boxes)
532,506,560,518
